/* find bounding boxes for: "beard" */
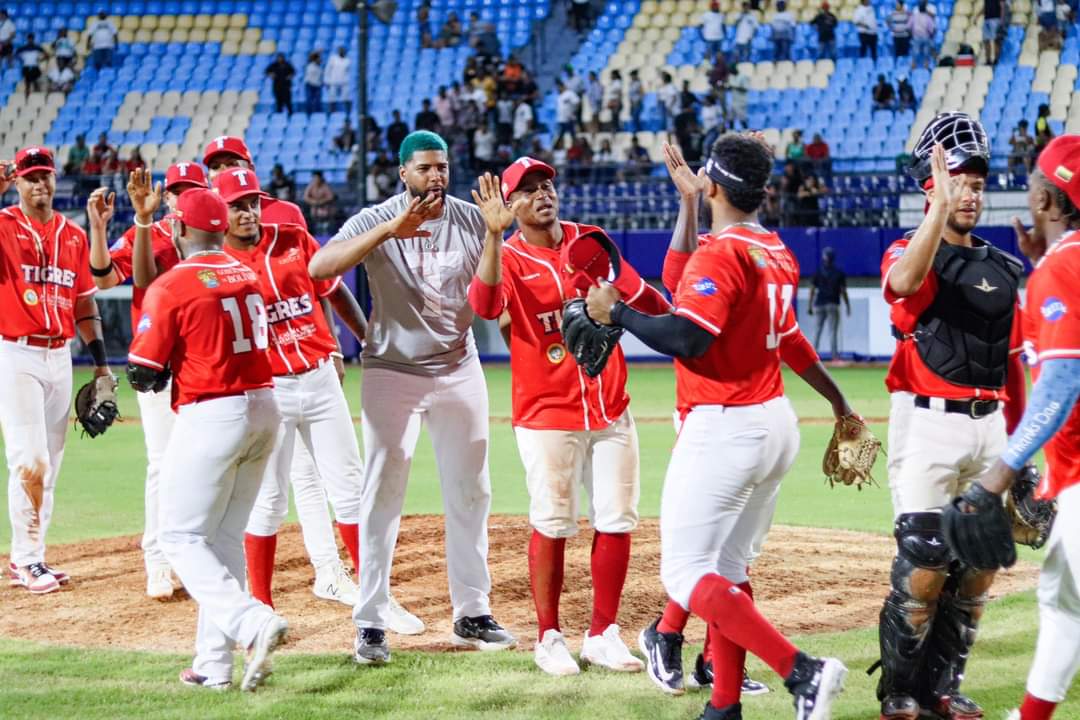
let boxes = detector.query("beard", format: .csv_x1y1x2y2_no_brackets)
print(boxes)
946,209,980,235
407,181,445,202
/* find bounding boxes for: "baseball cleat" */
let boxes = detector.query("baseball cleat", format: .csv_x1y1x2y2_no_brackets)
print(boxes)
534,629,580,676
785,652,847,720
147,565,174,600
9,561,68,586
354,627,391,665
697,701,744,720
383,594,425,635
925,694,983,719
241,614,288,691
179,668,231,690
312,560,359,607
1004,711,1020,720
451,615,517,651
742,670,770,696
638,618,685,695
879,695,919,720
580,624,644,672
12,563,60,595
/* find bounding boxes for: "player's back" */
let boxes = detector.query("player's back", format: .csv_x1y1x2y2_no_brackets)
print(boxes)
673,227,800,411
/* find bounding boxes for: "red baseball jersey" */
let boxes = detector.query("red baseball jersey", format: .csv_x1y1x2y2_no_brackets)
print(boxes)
672,226,800,412
472,221,670,431
261,197,307,227
128,253,274,410
224,224,340,376
0,206,96,339
881,238,1023,400
1021,233,1080,499
109,218,181,330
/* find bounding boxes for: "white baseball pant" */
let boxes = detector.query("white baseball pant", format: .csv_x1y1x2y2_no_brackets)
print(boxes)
514,410,640,539
158,388,280,682
660,397,800,610
246,361,363,561
353,357,493,628
1025,482,1080,703
136,382,176,572
887,391,1007,516
0,341,72,568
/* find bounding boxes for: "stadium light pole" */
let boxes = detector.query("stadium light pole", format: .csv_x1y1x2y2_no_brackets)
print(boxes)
357,0,369,207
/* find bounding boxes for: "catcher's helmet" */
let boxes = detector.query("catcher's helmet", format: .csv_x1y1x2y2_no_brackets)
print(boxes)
908,112,990,184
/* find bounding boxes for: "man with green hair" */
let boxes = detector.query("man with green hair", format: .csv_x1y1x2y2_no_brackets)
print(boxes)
310,130,516,664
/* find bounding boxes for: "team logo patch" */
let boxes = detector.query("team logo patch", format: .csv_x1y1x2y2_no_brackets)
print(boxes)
22,288,38,305
196,269,220,288
1042,296,1067,322
747,247,768,269
546,343,567,364
889,246,906,260
693,277,718,296
109,237,126,252
136,314,152,334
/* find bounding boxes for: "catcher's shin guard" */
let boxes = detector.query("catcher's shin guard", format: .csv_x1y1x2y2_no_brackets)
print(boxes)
876,513,950,701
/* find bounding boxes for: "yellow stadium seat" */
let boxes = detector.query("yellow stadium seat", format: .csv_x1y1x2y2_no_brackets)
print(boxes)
239,39,260,54
138,15,158,30
228,13,248,28
121,16,140,31
242,27,261,43
151,29,170,42
158,15,176,30
221,40,241,55
193,14,213,29
118,29,135,43
171,28,190,42
256,39,275,54
174,15,193,29
191,28,211,42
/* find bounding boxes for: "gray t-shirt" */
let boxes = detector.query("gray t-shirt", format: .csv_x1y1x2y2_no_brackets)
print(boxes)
331,191,486,376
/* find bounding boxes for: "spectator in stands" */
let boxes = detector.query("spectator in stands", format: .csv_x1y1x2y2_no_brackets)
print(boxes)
323,46,350,113
1009,119,1035,174
786,129,806,161
734,2,759,62
554,80,580,148
889,1,912,57
626,134,651,177
567,135,593,167
418,3,437,48
796,174,828,227
806,132,831,180
812,2,839,60
909,1,937,69
675,112,704,163
304,51,323,114
415,98,441,133
473,20,501,64
605,69,624,132
53,29,76,71
570,0,592,33
872,74,896,109
303,171,337,234
658,71,679,136
268,163,296,203
984,0,1004,64
701,1,725,59
701,93,724,154
585,70,603,130
64,134,89,177
88,10,117,70
92,133,113,161
854,0,879,60
1038,0,1060,50
479,68,497,121
551,136,569,166
435,85,456,130
473,121,496,173
101,145,123,193
897,75,917,109
16,33,46,97
386,110,409,156
727,64,749,129
368,150,398,200
527,137,555,167
266,53,295,114
82,149,103,182
772,1,796,60
1035,103,1055,156
513,97,533,152
708,50,729,95
564,64,587,96
125,147,146,174
779,160,804,225
0,10,14,70
440,11,463,47
458,99,481,165
762,180,782,225
808,246,849,359
334,122,356,153
628,68,644,132
495,93,514,145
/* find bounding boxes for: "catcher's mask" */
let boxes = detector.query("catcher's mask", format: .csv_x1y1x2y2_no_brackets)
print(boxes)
908,112,990,185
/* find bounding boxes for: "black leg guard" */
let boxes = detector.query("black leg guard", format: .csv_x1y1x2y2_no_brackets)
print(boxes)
876,513,950,702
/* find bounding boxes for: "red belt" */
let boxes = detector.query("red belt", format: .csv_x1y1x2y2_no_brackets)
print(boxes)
0,335,68,349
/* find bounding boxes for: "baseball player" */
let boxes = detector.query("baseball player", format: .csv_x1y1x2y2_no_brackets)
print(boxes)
309,130,516,664
209,167,368,614
585,133,849,720
1,146,113,595
202,136,369,611
468,159,669,676
127,187,288,691
875,114,1027,720
86,163,205,599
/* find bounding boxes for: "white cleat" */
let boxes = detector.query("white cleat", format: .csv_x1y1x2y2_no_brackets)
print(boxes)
312,561,359,606
382,594,425,635
241,615,288,692
580,624,644,672
534,629,581,676
147,565,174,600
1004,712,1020,720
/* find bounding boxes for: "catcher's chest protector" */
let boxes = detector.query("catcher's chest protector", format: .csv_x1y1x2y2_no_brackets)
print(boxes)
914,240,1021,389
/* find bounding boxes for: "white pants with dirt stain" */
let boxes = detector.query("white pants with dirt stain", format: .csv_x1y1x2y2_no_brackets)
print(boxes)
0,341,72,568
136,383,176,572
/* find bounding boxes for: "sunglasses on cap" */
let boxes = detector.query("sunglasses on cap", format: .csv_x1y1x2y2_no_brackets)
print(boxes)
13,151,55,176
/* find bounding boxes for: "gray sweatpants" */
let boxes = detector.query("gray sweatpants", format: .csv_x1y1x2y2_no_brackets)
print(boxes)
813,303,841,360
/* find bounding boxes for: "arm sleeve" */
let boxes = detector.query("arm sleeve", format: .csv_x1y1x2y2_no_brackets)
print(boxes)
109,227,135,282
611,303,714,358
127,284,177,369
1001,358,1080,469
468,277,510,320
661,248,692,294
779,328,820,373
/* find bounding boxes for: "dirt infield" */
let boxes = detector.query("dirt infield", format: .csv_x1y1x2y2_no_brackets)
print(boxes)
0,516,1039,655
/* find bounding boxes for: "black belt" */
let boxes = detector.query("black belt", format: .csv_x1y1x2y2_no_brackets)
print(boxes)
914,395,999,419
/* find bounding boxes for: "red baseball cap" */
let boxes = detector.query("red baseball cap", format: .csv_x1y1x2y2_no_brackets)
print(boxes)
175,188,228,234
212,167,264,203
501,156,556,200
14,146,55,177
165,161,207,192
202,135,253,166
1038,135,1080,208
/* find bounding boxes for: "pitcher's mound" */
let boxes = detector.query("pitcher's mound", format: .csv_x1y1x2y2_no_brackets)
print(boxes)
0,516,1039,654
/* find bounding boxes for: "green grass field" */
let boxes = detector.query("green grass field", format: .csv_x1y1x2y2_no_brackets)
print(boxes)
0,365,1064,719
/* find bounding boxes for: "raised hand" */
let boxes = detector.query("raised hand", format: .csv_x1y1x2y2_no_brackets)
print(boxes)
86,187,115,228
471,172,522,235
929,143,956,210
127,166,161,221
585,280,621,325
386,192,443,239
0,160,13,196
1013,215,1046,264
663,142,706,199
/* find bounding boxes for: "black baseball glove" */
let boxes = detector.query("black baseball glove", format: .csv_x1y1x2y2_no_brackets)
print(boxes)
942,481,1017,570
1009,464,1056,549
561,298,624,378
74,374,119,438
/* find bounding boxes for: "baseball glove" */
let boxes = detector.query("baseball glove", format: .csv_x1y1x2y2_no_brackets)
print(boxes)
822,414,882,489
561,297,624,378
942,481,1018,570
74,374,119,438
1007,464,1056,549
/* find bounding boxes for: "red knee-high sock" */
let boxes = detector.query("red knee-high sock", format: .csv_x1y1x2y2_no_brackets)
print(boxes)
658,598,691,635
336,522,359,575
1020,693,1058,720
707,580,754,705
590,531,631,636
528,530,565,641
244,532,277,609
689,573,798,679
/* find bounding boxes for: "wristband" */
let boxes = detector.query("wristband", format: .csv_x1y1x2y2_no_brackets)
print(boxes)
610,301,628,326
87,338,107,367
134,217,153,229
90,261,114,277
330,351,344,359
